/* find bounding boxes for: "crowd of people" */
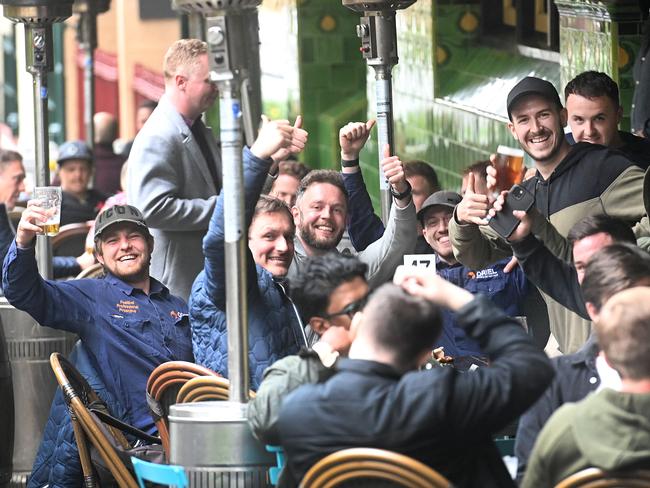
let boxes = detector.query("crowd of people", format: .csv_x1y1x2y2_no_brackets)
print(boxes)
1,37,649,487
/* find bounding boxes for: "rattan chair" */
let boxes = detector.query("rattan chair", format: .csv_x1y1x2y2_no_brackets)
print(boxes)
146,361,220,457
51,221,93,257
554,467,650,488
299,448,452,488
50,352,159,488
175,375,257,403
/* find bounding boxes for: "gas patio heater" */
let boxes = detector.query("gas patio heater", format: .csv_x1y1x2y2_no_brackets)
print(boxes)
168,1,271,484
343,0,417,223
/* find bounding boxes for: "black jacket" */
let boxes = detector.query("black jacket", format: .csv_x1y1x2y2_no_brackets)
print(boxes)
512,233,588,319
514,336,599,482
277,296,554,487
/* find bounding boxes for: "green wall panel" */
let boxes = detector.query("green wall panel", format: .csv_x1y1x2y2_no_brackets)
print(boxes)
297,0,367,169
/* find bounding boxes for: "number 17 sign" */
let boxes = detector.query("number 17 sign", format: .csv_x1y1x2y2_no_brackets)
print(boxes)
403,254,437,271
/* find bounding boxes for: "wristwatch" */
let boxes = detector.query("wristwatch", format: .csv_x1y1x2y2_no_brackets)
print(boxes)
341,158,360,168
389,180,412,200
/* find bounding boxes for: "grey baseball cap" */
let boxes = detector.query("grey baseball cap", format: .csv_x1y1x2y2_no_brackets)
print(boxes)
94,205,150,240
417,191,462,223
506,77,562,121
57,140,93,167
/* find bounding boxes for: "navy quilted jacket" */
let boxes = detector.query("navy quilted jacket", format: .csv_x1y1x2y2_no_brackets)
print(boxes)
28,342,126,488
190,148,301,390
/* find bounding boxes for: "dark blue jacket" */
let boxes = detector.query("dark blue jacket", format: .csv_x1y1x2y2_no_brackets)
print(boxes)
342,170,384,251
28,342,127,488
514,336,599,482
3,242,192,433
190,148,301,390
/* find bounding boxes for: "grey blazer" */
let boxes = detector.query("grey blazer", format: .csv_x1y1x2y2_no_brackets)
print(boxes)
127,94,220,300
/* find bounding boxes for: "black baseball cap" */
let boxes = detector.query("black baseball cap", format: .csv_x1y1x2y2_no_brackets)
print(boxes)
417,191,462,223
57,140,93,167
94,205,150,240
506,77,562,120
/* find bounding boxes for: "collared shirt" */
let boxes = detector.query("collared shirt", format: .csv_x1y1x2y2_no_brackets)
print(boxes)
2,241,193,433
436,256,527,357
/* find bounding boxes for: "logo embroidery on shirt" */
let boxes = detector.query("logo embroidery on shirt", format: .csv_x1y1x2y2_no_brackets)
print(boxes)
170,310,188,321
116,300,139,314
474,268,499,280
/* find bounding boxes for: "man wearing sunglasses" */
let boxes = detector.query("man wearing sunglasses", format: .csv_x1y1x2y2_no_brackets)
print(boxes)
248,253,368,465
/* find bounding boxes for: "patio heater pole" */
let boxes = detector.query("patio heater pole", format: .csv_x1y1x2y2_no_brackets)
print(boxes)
343,0,416,224
172,0,263,404
0,0,74,280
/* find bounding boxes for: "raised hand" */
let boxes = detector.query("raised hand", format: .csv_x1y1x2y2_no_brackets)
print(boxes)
488,191,533,243
380,144,409,196
15,199,50,248
456,172,491,225
339,119,376,161
486,157,497,195
251,115,308,161
393,265,473,311
271,115,308,163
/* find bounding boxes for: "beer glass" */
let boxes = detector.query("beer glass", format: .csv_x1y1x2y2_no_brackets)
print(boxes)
33,186,62,236
494,145,524,193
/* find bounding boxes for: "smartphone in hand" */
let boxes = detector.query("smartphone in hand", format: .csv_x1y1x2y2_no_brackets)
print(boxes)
488,184,534,238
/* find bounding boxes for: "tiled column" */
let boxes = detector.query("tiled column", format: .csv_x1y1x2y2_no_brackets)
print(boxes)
297,0,367,169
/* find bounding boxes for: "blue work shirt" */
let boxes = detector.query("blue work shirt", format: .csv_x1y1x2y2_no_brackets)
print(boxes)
437,257,527,357
2,241,193,433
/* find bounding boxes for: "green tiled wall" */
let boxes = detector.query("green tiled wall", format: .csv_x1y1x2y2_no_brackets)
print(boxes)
297,0,367,169
355,0,646,207
271,0,645,205
555,0,645,131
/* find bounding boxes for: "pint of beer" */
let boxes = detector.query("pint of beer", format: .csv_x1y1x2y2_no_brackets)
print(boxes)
33,186,62,236
494,145,525,193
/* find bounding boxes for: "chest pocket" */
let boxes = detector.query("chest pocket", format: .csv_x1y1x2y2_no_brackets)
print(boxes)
170,314,193,361
110,316,160,358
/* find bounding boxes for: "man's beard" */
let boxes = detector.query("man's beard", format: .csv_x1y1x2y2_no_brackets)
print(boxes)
298,222,344,251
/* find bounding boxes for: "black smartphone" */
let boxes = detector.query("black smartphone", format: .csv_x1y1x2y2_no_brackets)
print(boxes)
488,184,535,239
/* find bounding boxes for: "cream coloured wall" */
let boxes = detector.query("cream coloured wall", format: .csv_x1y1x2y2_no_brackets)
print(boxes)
64,1,180,140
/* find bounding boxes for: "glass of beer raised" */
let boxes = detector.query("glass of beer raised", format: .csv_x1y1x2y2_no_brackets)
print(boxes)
33,186,62,236
493,145,525,194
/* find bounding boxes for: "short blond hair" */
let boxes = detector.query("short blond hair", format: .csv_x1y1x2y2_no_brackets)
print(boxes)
163,39,208,81
597,286,650,380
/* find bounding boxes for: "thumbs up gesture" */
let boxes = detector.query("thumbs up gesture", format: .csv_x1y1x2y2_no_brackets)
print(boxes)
339,119,376,161
456,171,491,225
251,115,308,162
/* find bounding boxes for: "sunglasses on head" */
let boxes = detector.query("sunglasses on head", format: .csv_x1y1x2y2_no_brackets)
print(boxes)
322,293,370,320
